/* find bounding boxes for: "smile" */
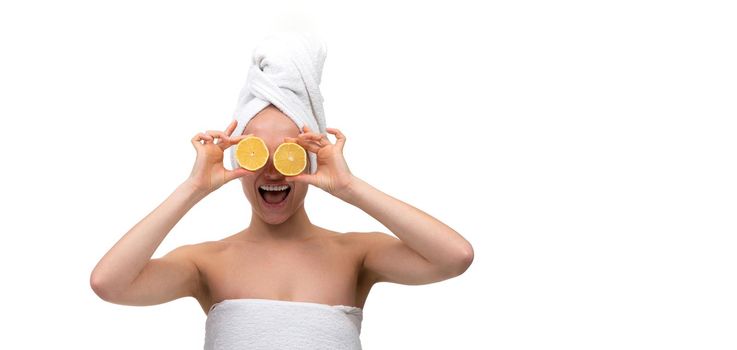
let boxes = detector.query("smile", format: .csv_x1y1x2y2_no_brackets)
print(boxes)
258,183,292,207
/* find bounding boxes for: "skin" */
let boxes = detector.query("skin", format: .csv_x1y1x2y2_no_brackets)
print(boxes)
235,105,316,239
90,104,475,316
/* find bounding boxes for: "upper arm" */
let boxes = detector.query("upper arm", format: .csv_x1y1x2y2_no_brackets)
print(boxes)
104,244,202,306
360,232,458,286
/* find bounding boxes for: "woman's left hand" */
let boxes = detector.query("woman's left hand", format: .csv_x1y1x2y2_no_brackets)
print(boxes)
283,125,356,198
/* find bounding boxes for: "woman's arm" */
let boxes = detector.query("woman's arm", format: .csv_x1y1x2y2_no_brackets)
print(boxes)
89,180,206,301
338,176,474,283
90,122,253,303
283,126,474,285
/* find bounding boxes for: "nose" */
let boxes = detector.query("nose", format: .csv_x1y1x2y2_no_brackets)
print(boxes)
262,157,284,180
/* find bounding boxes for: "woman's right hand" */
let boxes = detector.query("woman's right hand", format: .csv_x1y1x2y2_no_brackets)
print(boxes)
186,120,254,195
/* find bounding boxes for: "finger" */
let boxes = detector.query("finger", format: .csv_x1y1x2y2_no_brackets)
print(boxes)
299,130,321,141
297,139,322,153
191,133,208,149
302,126,326,139
228,133,255,147
300,125,324,137
285,173,315,186
233,133,255,140
225,120,237,134
206,130,230,149
197,132,214,144
224,167,253,182
299,132,331,146
288,137,321,153
219,133,254,152
205,130,228,145
326,128,346,148
198,131,214,144
319,133,331,146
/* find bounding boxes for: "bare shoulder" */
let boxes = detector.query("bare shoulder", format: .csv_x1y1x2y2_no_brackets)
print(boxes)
170,240,228,300
163,240,228,282
181,240,229,261
334,231,397,285
332,231,373,246
167,240,223,256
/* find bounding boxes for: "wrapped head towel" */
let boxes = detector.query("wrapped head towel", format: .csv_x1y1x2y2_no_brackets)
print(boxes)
228,32,328,175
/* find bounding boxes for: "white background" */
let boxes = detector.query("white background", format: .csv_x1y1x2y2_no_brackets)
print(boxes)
1,1,735,349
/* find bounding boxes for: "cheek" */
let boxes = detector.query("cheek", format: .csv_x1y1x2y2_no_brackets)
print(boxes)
241,180,256,198
291,183,308,198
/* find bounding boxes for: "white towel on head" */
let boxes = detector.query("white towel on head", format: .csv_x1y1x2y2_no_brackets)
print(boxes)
228,31,328,175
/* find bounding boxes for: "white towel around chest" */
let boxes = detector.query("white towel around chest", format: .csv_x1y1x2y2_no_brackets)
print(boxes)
204,298,363,350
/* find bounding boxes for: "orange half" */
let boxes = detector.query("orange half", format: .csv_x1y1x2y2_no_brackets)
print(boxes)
273,142,307,176
235,136,269,171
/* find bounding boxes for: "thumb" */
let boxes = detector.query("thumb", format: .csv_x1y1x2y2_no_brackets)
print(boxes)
224,167,253,183
286,173,316,186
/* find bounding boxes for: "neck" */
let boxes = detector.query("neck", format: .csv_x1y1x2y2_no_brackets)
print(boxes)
246,204,315,241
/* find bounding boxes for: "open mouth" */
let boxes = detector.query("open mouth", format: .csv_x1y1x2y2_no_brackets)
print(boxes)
258,184,292,206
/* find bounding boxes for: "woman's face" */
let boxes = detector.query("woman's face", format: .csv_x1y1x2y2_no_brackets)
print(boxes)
239,105,311,224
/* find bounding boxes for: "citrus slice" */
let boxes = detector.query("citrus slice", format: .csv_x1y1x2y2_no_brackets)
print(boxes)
235,136,269,171
273,142,307,176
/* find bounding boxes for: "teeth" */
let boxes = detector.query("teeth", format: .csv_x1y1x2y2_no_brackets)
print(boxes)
259,184,290,191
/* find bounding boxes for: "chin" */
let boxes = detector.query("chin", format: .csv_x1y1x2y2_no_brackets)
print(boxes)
250,194,306,225
257,211,291,225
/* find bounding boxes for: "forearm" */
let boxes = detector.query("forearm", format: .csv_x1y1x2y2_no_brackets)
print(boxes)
337,176,473,267
90,180,207,292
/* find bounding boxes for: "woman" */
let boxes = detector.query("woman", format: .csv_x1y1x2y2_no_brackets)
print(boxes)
90,34,473,349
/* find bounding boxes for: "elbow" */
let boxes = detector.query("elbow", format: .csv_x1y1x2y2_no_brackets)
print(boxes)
447,242,474,277
90,272,108,300
90,271,117,302
456,243,475,275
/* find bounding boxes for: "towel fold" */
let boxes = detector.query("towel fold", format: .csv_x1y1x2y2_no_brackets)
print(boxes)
204,298,363,350
228,32,328,175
